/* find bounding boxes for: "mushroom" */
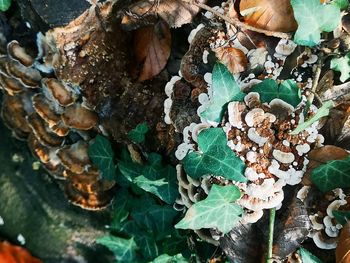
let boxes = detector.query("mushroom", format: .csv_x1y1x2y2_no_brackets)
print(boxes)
241,210,264,224
228,101,246,128
6,59,41,87
244,92,260,109
297,186,310,202
61,103,98,130
269,98,294,119
0,72,25,95
7,40,34,67
42,78,77,107
26,112,64,147
32,93,61,128
245,108,266,127
56,141,91,174
272,149,295,164
312,232,337,250
247,128,269,146
27,133,63,176
64,182,113,211
1,93,33,139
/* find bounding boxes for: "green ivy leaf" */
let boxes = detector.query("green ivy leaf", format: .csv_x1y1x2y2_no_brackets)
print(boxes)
96,236,138,262
250,79,302,107
0,0,11,11
298,247,324,263
135,235,159,260
331,53,350,82
128,123,149,143
175,184,243,234
333,210,350,225
151,254,188,263
88,135,116,181
130,202,178,242
291,0,341,47
201,63,245,123
290,101,334,135
311,155,350,192
331,0,349,10
183,128,246,182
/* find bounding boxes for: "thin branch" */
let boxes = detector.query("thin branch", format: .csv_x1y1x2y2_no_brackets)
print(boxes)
190,1,292,39
266,208,276,263
307,54,323,104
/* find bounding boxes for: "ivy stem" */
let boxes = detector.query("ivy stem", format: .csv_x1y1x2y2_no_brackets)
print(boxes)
266,208,276,263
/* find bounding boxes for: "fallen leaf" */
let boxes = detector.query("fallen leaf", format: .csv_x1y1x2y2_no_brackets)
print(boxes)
134,19,171,82
336,221,350,263
215,47,248,74
122,0,206,30
239,0,297,32
0,241,42,263
175,184,243,234
272,190,311,259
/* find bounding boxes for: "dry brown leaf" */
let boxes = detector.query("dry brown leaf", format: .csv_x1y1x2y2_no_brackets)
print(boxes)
336,221,350,263
133,19,171,82
215,47,248,74
239,0,297,32
122,0,206,30
0,241,43,263
303,145,349,185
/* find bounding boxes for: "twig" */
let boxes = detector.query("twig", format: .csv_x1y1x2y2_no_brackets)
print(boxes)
307,54,323,104
266,208,276,263
190,1,291,39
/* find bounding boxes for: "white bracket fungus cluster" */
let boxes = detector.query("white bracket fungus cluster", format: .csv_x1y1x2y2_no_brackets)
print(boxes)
308,188,348,250
0,39,115,210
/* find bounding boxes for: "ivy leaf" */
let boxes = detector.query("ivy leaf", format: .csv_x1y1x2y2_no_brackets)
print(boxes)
201,63,245,123
250,79,302,107
136,164,178,204
135,235,159,260
333,210,350,226
128,123,149,143
96,236,138,262
311,155,350,192
183,128,246,182
88,135,116,181
331,53,350,82
151,254,188,263
0,0,11,11
175,184,243,234
290,101,334,135
331,0,349,10
298,247,324,263
291,0,341,47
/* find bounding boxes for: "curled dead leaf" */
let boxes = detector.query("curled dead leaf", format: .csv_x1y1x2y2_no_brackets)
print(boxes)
303,145,349,185
122,0,207,30
239,0,297,32
134,19,171,82
336,221,350,263
0,241,42,263
215,47,248,74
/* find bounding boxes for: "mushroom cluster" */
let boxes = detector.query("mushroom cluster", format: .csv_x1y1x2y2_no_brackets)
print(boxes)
306,188,349,249
0,40,115,210
225,92,323,223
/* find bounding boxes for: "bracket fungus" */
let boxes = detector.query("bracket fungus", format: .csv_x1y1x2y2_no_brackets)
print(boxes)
0,37,115,210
